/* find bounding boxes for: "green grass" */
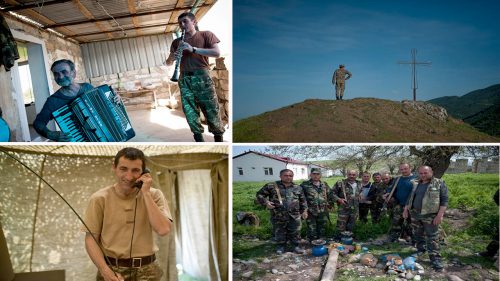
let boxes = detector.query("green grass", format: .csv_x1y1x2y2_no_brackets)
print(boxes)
233,173,500,277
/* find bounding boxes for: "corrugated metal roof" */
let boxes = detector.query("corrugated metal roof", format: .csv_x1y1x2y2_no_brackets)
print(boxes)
1,0,217,43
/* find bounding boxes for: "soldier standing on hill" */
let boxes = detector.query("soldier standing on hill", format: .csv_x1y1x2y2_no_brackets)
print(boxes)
256,169,308,254
329,170,361,240
404,166,448,272
300,168,331,241
332,64,352,100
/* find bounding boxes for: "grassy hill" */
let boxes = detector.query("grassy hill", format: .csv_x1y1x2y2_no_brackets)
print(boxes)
233,98,498,142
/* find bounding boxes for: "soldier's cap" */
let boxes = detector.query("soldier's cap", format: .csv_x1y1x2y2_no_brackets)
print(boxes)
310,168,321,174
339,64,345,68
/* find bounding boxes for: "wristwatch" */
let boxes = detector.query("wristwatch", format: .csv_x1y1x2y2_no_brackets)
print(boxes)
192,47,197,54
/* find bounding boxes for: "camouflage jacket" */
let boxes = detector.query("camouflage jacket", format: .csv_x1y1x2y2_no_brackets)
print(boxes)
329,179,361,210
256,181,308,220
332,68,352,83
372,182,387,204
407,177,448,215
300,179,330,216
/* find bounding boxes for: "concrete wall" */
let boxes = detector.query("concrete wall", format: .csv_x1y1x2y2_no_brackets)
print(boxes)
446,159,470,174
447,158,499,174
0,16,85,141
5,17,86,91
475,157,499,174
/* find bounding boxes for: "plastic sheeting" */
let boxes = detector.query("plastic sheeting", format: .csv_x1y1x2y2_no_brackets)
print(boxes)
0,145,228,281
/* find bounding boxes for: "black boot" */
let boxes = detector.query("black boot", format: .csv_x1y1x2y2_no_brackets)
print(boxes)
214,134,223,142
194,134,204,142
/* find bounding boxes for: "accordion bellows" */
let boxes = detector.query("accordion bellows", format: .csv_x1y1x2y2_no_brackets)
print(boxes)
52,85,135,142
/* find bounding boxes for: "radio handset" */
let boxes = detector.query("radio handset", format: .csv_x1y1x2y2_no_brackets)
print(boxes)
134,168,151,189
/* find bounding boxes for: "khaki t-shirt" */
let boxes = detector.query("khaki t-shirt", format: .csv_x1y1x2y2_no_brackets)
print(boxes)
82,186,173,258
170,30,220,71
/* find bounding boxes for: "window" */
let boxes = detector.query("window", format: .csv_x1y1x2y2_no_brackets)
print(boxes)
264,167,273,175
301,168,305,175
238,167,243,175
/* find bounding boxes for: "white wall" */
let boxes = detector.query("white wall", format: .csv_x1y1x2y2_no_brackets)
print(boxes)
233,153,286,182
287,163,309,180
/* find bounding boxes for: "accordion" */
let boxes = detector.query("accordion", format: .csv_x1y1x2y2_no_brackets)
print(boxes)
52,85,135,142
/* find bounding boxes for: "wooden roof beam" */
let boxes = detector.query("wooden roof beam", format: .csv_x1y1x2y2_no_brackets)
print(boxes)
67,22,177,38
3,0,88,43
0,0,72,12
165,0,185,34
127,0,141,36
72,0,113,40
44,4,209,29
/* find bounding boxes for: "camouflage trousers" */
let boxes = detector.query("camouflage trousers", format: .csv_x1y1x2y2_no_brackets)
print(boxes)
306,212,329,240
410,210,442,261
335,82,345,99
179,70,225,135
359,203,382,223
336,206,358,233
371,202,383,223
274,216,301,246
96,261,163,281
389,204,414,241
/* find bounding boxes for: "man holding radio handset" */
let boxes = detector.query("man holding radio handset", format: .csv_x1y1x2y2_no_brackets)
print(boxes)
82,147,173,281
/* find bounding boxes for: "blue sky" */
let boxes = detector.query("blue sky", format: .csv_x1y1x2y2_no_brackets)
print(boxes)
234,0,500,120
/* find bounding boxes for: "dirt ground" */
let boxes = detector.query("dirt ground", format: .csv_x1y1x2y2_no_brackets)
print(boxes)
233,209,499,281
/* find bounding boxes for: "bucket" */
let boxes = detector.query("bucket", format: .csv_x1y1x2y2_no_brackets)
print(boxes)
341,236,353,245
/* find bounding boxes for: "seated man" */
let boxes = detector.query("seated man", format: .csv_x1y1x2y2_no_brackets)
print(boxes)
33,59,93,141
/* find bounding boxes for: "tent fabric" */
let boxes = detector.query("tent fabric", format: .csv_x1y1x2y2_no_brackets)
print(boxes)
210,159,229,281
0,145,228,281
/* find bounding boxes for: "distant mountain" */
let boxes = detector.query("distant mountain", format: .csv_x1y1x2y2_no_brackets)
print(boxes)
463,103,500,136
428,84,500,119
428,84,500,136
233,98,498,142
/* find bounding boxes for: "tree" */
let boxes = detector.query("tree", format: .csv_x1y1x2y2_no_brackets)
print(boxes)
409,146,461,178
336,146,403,175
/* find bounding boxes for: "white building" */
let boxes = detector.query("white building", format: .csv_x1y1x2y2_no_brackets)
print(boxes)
309,163,338,177
233,151,310,182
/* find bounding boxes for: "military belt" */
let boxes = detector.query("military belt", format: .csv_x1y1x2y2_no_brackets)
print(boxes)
106,254,156,268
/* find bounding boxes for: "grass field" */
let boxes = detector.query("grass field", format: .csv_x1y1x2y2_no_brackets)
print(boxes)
233,173,499,279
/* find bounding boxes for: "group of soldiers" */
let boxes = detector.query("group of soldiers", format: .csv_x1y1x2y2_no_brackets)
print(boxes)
256,163,448,272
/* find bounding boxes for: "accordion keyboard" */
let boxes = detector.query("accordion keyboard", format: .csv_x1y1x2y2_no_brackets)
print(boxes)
52,85,135,142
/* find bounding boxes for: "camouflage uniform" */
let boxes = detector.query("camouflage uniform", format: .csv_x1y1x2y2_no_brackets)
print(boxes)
256,181,308,248
406,177,449,270
387,175,416,242
96,261,163,281
371,181,387,223
329,179,361,235
300,179,330,240
179,70,225,138
332,66,352,100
